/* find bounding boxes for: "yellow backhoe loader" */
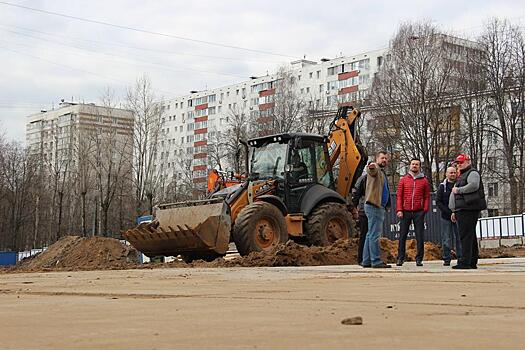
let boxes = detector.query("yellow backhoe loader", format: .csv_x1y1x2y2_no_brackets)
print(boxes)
123,106,367,261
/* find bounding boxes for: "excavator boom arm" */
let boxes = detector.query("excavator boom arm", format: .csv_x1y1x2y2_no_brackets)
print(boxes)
327,106,367,200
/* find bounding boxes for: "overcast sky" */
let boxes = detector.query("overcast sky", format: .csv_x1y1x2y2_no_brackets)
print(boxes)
0,0,524,142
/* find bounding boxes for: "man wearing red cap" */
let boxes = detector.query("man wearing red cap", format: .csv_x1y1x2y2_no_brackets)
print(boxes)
449,154,487,269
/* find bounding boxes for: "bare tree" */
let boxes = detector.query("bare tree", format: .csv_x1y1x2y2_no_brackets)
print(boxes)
371,21,459,189
0,141,37,250
302,92,335,135
456,46,493,175
206,125,228,171
479,18,525,213
271,66,306,133
224,106,249,174
88,91,133,236
74,133,95,236
126,75,165,215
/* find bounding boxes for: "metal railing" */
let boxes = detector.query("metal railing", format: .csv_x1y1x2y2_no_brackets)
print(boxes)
477,213,525,240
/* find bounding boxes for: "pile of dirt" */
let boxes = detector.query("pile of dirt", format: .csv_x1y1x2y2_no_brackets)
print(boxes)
380,239,443,262
479,245,525,259
188,238,443,268
15,236,138,272
6,236,444,272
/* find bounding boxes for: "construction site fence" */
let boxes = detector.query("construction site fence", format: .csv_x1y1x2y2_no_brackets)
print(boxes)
477,213,525,240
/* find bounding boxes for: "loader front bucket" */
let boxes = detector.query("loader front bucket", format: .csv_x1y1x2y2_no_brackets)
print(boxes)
123,198,231,257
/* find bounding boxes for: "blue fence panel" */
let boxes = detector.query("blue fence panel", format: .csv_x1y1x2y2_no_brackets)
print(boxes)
0,251,18,266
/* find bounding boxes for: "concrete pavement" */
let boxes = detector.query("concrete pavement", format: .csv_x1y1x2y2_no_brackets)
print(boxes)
1,257,524,349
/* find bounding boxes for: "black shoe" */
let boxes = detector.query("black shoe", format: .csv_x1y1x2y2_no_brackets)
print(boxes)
470,265,478,269
396,259,403,266
452,264,471,270
372,262,391,268
444,261,450,266
416,261,423,266
361,264,371,268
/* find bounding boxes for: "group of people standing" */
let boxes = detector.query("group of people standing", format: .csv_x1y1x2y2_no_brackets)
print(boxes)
351,151,486,269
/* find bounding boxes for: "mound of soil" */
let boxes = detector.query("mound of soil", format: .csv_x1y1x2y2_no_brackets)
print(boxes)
479,245,525,259
6,235,444,272
188,238,443,268
380,239,443,262
15,236,138,272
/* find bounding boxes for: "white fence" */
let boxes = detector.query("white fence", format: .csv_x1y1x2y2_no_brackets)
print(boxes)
18,248,46,261
477,213,525,239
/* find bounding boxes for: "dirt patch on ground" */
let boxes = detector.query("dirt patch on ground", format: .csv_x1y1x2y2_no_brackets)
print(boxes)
3,236,445,272
11,236,138,272
479,245,525,259
187,238,443,268
380,239,443,262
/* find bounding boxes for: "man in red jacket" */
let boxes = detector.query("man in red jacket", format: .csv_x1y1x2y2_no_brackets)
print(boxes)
396,158,431,266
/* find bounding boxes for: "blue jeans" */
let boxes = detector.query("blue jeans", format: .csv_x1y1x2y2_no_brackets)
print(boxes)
440,218,462,262
362,204,385,266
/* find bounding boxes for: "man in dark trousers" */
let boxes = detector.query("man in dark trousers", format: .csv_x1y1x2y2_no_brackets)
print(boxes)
449,154,486,269
351,173,368,265
396,158,431,266
436,166,462,266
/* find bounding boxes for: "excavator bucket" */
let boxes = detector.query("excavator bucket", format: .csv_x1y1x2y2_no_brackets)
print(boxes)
123,198,231,257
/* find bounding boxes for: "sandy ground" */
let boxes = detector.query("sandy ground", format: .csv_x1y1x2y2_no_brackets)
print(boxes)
1,258,525,350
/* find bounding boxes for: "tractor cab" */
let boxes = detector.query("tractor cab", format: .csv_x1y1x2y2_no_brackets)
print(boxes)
247,133,336,213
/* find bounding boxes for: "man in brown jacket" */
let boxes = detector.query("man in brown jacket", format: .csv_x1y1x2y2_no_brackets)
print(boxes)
361,151,392,268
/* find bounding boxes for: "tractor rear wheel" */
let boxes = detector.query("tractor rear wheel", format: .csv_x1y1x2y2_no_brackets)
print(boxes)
305,203,354,246
233,202,288,256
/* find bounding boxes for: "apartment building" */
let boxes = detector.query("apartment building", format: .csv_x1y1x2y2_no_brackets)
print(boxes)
26,102,134,173
157,48,389,189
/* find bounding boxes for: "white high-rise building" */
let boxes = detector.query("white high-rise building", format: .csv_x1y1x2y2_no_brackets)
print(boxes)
157,48,389,189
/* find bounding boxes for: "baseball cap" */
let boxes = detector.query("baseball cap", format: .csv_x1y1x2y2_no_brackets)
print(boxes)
455,154,470,164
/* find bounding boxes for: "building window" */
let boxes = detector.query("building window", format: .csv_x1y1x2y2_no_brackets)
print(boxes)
316,70,321,79
319,84,324,92
488,183,499,197
377,56,383,67
309,72,313,79
306,87,310,93
327,81,338,90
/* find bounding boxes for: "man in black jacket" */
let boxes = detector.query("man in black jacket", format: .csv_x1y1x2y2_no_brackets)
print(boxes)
351,173,368,265
436,166,462,266
449,154,487,269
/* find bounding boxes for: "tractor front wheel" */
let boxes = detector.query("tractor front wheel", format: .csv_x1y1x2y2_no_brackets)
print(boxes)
233,202,288,256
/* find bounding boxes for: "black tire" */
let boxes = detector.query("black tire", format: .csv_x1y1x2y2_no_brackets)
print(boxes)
305,203,354,246
232,202,288,256
180,251,223,263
